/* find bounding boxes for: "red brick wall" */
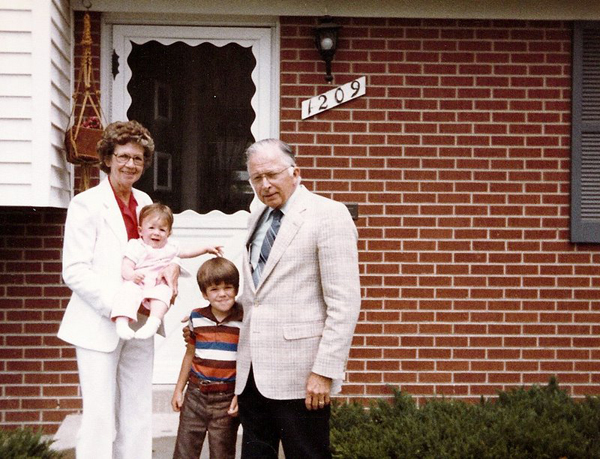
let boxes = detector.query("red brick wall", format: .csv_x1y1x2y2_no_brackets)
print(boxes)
0,208,76,432
2,15,600,434
280,17,600,403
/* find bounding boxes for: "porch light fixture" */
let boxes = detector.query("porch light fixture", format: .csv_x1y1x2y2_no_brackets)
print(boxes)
314,16,341,83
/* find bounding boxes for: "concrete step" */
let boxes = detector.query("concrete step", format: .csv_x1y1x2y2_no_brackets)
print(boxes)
52,412,197,458
52,386,283,458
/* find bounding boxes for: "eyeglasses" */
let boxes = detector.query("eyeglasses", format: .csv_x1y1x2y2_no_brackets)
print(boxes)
248,166,294,186
113,153,145,166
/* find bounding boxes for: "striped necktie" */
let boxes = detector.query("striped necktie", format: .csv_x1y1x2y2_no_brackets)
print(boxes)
252,209,283,286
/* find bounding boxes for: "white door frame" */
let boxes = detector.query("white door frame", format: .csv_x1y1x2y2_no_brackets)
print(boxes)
106,23,277,141
98,19,279,385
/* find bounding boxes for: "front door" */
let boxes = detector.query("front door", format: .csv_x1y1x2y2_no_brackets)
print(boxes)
110,24,275,384
111,24,274,213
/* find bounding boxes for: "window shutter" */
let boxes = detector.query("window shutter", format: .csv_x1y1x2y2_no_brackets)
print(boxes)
572,22,600,242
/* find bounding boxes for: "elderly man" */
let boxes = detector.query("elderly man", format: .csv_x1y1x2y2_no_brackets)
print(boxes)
236,138,361,458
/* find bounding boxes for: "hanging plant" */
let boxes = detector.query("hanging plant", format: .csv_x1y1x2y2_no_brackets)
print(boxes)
64,8,104,190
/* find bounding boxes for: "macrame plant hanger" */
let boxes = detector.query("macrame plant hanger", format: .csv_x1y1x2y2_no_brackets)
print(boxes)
64,1,105,191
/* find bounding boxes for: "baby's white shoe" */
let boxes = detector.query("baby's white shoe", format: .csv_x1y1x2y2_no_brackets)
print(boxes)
116,317,135,340
134,316,161,340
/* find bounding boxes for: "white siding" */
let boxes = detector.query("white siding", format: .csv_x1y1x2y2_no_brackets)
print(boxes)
48,0,72,205
0,0,72,208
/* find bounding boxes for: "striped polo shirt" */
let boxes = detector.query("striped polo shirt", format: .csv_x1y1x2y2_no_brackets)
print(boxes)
188,303,243,384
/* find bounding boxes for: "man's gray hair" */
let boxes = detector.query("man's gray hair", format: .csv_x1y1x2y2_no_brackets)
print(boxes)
245,139,296,166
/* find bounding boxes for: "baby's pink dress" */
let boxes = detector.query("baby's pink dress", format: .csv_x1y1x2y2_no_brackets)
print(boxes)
111,238,180,321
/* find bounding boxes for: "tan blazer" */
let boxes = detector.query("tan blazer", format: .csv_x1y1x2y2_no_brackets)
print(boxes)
58,179,153,352
235,186,361,400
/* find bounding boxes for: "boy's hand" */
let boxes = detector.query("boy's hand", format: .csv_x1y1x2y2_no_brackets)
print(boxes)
205,246,224,257
227,395,239,417
171,390,184,412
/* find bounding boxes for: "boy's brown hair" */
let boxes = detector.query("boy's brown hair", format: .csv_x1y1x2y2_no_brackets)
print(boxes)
138,203,174,232
196,257,239,294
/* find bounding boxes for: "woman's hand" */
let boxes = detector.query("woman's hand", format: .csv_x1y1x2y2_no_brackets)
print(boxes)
159,263,181,303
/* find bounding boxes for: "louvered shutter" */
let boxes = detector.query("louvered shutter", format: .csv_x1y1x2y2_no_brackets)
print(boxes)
571,22,600,242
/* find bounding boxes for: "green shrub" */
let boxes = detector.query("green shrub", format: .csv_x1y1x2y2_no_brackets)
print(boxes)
0,428,63,459
331,377,600,459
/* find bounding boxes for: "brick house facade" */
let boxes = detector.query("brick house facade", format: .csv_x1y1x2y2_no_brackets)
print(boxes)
2,12,600,434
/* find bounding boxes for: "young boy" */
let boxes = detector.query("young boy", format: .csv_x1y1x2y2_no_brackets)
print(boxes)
171,257,243,459
111,203,223,340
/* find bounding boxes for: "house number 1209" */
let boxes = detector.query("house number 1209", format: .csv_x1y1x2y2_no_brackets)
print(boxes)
301,76,366,120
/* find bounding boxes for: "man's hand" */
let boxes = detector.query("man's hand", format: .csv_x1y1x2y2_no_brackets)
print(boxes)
305,372,332,410
159,263,181,304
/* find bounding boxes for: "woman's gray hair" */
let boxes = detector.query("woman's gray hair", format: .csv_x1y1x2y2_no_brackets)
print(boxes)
245,139,296,166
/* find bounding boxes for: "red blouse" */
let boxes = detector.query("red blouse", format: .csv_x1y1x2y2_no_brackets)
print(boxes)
109,177,139,240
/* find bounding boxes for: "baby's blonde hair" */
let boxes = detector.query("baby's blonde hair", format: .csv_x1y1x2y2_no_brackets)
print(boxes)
139,203,174,232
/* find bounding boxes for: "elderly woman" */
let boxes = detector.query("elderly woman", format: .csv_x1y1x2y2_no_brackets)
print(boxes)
58,120,179,459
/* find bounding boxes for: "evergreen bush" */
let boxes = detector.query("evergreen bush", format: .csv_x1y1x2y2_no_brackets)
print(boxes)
330,377,600,459
0,427,63,459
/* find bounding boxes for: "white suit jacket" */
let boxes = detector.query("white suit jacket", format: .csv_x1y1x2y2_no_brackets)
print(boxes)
235,186,361,400
58,178,153,352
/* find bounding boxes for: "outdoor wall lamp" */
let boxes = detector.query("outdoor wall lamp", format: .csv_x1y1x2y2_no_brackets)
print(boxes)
314,16,341,83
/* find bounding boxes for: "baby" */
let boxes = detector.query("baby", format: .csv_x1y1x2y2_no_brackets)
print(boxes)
111,203,222,340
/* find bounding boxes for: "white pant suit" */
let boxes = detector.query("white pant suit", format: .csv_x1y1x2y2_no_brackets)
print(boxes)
58,178,154,459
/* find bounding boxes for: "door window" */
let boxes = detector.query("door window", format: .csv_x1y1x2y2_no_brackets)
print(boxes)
111,25,274,214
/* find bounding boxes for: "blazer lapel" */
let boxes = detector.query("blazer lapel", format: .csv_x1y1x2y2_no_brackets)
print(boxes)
256,188,308,288
99,179,128,248
246,204,267,247
245,204,267,292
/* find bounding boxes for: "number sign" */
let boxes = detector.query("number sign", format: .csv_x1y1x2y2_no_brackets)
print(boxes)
301,76,366,120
